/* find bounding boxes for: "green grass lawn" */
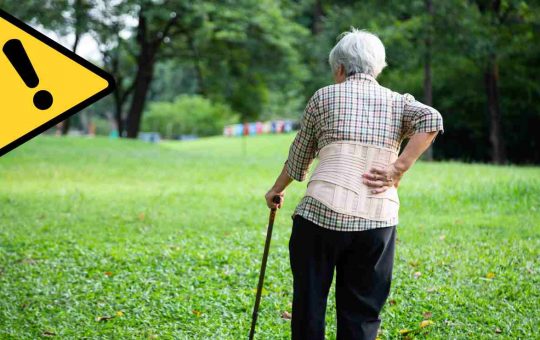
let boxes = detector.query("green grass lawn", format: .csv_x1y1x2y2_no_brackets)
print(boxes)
0,134,538,339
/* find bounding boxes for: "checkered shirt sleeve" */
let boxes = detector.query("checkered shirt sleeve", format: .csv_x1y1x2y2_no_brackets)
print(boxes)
284,92,318,182
402,93,444,139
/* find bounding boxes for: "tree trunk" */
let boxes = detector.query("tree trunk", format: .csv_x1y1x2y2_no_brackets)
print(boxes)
60,37,80,135
60,110,71,135
484,53,506,164
125,48,157,138
105,39,129,137
113,89,124,136
422,0,434,160
124,5,178,139
311,0,324,35
423,51,432,107
61,0,84,136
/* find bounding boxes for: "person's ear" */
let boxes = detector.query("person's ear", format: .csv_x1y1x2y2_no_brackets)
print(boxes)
339,64,345,77
333,64,346,83
337,64,347,83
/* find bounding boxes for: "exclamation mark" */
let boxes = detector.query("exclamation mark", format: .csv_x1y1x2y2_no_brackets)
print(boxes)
3,39,53,110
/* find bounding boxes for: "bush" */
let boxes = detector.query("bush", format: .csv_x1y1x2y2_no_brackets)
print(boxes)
93,117,113,136
142,95,239,138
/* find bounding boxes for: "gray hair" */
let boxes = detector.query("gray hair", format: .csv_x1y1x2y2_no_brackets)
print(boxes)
328,27,387,78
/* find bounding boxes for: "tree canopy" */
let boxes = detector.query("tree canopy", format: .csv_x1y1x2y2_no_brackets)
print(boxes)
1,0,538,163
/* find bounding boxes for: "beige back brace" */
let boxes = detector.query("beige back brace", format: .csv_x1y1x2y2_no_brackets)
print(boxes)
304,142,400,221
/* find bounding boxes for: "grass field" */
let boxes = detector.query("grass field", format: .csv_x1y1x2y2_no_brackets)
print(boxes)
0,134,538,339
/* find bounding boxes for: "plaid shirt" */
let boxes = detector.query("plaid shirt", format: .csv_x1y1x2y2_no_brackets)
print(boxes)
284,72,444,231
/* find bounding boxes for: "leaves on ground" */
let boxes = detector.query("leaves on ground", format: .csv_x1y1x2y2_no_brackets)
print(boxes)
422,311,432,319
420,320,434,328
399,328,411,335
95,315,114,322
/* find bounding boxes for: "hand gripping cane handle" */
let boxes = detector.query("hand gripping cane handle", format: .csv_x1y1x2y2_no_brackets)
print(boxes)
249,195,281,340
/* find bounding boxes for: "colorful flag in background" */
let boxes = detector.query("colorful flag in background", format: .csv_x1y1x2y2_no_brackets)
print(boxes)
223,120,296,137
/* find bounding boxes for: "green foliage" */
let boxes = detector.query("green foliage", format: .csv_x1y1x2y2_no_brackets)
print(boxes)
290,0,540,163
0,0,69,30
182,0,311,121
142,95,239,138
93,117,112,136
0,0,539,161
0,135,538,337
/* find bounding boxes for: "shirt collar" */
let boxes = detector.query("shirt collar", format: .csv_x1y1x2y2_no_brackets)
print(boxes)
345,72,378,84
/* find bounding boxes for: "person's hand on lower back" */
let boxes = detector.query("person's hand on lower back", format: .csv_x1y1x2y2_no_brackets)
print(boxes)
362,163,404,194
265,188,284,209
362,132,440,194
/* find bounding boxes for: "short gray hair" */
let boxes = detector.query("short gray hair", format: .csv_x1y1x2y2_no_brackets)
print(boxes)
328,27,387,78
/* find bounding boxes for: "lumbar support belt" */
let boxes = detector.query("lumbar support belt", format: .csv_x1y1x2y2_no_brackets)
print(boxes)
305,142,400,221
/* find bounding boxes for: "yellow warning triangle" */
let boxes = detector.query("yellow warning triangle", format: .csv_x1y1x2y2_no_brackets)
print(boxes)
0,9,115,157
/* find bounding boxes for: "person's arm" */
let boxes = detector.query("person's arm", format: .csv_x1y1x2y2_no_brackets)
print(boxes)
362,132,438,193
265,93,319,209
363,94,444,193
265,165,294,209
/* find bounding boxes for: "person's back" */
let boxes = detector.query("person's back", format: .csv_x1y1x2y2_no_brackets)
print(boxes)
314,74,405,151
314,73,440,151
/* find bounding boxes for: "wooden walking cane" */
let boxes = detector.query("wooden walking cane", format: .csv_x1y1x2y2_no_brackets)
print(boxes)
249,195,282,340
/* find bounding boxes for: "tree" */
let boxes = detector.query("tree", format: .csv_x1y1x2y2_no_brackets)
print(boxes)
124,1,186,138
422,0,434,160
146,0,311,123
90,0,203,138
60,0,94,135
91,1,138,136
461,0,538,164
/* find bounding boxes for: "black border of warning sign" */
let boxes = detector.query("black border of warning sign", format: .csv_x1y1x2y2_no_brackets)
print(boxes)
0,8,116,157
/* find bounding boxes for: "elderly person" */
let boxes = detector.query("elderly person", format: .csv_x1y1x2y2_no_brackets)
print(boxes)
265,28,444,340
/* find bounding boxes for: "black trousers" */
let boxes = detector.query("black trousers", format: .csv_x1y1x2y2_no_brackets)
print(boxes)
289,215,397,340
